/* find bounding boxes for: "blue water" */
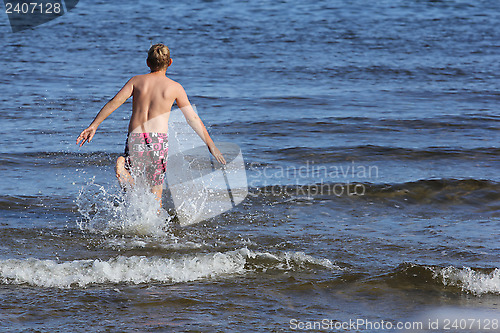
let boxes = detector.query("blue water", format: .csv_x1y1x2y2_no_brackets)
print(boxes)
0,0,499,332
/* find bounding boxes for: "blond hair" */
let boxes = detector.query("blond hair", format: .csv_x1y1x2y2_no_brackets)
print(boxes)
147,43,171,71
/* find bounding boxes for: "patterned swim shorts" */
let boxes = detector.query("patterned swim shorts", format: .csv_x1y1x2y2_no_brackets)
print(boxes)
124,132,168,186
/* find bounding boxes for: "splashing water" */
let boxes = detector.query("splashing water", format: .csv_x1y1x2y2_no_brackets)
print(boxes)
76,178,172,237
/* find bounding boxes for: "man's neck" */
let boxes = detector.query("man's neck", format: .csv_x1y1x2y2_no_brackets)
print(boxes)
150,69,167,75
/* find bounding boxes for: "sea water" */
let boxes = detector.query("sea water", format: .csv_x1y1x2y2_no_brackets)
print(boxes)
0,0,499,331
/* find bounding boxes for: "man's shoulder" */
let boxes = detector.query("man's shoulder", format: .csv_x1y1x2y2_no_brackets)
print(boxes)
127,73,147,84
165,76,182,87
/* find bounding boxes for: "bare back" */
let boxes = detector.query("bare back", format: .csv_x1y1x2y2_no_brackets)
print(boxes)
76,63,226,165
128,72,179,133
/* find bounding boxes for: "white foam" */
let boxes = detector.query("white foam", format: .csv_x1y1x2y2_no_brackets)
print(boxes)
0,252,246,288
0,248,339,288
435,266,500,295
243,248,339,271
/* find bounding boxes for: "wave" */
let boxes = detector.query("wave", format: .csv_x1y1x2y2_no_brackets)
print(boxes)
2,251,496,296
0,194,75,212
385,263,500,295
0,112,497,170
249,178,500,208
288,64,487,82
0,151,118,168
11,145,499,171
218,114,500,134
263,145,500,161
361,178,500,207
1,178,497,214
0,248,339,288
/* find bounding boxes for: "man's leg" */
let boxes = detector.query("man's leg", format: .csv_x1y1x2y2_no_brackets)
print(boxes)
151,155,166,208
152,184,163,207
115,156,134,188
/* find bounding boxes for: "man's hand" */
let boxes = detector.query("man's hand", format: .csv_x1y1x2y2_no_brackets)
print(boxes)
209,145,226,165
76,126,97,147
